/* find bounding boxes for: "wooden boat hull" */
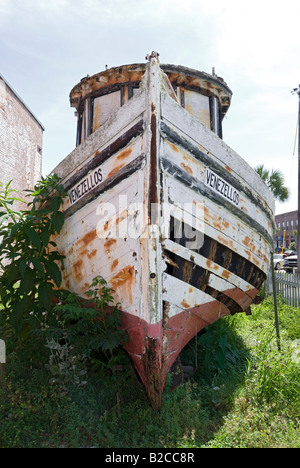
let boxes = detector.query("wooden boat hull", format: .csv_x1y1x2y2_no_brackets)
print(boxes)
52,57,274,409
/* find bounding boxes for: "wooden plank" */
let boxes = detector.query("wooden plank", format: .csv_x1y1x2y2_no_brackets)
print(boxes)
162,238,254,294
163,173,270,274
161,91,274,215
162,136,271,236
163,272,214,311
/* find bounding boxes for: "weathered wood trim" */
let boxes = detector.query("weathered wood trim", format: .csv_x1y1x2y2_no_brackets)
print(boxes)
161,157,273,247
161,93,274,213
64,119,144,191
160,120,273,227
162,238,255,294
64,153,146,218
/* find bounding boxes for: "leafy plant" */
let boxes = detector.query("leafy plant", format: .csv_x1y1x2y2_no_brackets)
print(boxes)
0,177,128,390
40,276,128,391
196,319,246,374
0,175,66,354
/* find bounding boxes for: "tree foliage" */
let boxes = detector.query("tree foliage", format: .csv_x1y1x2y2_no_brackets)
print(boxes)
0,175,66,348
255,164,289,202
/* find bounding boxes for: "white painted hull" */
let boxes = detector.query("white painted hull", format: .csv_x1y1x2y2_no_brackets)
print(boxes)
52,58,274,409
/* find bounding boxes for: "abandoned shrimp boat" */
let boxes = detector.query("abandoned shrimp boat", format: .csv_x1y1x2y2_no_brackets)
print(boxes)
51,52,274,409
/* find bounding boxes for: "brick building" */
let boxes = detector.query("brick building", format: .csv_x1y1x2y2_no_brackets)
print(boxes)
0,74,44,205
274,210,298,251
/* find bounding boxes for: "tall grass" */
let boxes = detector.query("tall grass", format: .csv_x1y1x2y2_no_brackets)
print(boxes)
0,295,300,448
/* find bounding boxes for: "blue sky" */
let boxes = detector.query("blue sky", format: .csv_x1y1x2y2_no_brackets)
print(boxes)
1,0,300,215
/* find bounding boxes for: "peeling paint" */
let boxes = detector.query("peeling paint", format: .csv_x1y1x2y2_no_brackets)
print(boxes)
52,56,274,410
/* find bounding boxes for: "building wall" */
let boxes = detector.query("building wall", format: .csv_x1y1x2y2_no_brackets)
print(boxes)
0,75,43,205
274,210,298,250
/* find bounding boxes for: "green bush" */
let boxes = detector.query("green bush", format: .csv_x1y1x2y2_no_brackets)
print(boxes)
0,177,127,388
0,175,66,357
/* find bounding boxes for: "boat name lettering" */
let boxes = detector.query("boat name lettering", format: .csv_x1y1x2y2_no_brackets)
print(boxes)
68,167,103,205
205,168,240,207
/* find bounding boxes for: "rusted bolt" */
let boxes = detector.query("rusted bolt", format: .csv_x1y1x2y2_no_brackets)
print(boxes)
150,273,156,279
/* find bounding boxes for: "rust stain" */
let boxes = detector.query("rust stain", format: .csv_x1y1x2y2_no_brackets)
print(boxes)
111,265,135,289
87,249,97,259
181,300,191,309
104,238,117,250
107,162,126,178
217,235,234,249
74,259,84,282
242,236,256,252
111,259,119,271
117,147,133,160
78,229,98,247
242,236,251,246
213,221,222,230
180,162,193,175
116,209,129,225
225,165,232,173
168,141,179,152
222,270,231,280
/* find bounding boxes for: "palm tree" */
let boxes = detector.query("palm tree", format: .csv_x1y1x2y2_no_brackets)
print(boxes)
255,164,290,202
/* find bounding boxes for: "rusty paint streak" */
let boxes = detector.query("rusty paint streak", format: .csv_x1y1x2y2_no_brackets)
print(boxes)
87,249,97,259
217,235,234,250
107,163,126,179
74,259,84,282
168,142,179,152
221,270,231,280
111,259,119,271
242,236,256,252
78,229,98,247
116,209,129,225
111,265,135,289
117,147,133,160
104,238,117,250
180,162,193,175
181,300,191,309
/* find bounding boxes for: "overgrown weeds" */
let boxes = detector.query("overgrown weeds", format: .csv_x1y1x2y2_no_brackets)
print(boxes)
1,295,299,448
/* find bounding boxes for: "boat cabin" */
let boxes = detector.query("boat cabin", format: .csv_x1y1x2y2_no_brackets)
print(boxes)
70,62,232,146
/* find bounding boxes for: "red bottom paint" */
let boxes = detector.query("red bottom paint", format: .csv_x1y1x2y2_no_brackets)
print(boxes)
121,286,256,409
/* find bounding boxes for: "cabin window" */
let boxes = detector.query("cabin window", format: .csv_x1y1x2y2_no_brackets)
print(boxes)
128,85,140,100
92,90,121,132
184,90,211,129
172,86,212,130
